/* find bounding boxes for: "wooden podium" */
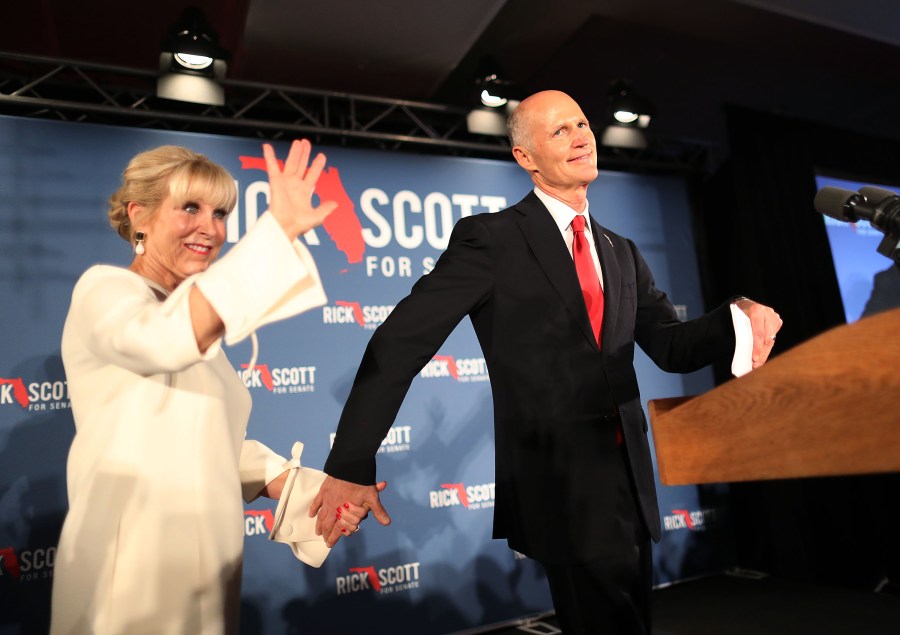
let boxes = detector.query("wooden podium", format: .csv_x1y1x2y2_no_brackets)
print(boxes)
648,307,900,485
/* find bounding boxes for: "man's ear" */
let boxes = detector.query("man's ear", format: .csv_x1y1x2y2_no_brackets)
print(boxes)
512,145,536,173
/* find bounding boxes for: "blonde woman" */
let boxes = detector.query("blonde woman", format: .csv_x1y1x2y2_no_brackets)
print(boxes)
51,140,371,634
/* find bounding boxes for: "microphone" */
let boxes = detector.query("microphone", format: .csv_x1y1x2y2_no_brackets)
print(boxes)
814,185,900,236
813,186,863,222
858,185,897,205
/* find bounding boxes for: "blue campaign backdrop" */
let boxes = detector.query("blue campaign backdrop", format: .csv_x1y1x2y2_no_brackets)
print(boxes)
0,115,733,634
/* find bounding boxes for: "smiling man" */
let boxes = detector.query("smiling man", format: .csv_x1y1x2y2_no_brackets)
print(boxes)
312,90,782,634
508,90,598,210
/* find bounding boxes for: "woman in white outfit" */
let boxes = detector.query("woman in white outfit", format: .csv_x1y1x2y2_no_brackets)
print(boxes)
50,140,371,634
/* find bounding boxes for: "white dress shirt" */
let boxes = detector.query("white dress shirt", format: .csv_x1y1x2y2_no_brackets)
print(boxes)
534,187,604,291
532,187,752,376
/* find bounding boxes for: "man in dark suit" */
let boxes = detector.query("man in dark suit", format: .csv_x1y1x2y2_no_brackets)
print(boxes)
311,90,782,633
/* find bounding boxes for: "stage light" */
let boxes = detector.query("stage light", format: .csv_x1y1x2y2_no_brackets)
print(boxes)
601,80,654,149
157,8,229,106
600,125,647,150
613,110,639,124
474,56,521,109
607,80,654,129
466,102,521,137
466,56,524,136
480,86,508,108
173,53,214,71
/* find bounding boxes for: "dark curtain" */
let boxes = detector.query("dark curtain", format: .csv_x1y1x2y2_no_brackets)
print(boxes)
695,106,900,590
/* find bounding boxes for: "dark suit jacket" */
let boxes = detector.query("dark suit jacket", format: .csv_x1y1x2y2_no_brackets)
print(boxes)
325,191,735,564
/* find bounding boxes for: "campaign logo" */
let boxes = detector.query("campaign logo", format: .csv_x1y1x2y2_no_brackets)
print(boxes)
419,355,489,383
321,301,395,330
663,508,718,532
329,425,411,455
354,189,507,279
231,152,508,279
428,482,495,510
244,509,275,537
237,362,316,394
0,376,70,411
0,377,29,408
235,156,365,267
0,546,55,582
0,547,21,580
335,561,421,596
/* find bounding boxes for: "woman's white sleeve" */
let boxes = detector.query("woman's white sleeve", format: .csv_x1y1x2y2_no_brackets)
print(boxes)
240,440,332,567
239,439,290,503
69,269,214,375
68,211,327,375
194,212,327,346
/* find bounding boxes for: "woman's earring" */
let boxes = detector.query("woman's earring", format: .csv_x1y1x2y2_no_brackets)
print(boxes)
134,231,145,255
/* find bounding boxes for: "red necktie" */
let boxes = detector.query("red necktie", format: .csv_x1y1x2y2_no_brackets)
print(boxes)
571,214,603,346
572,215,620,444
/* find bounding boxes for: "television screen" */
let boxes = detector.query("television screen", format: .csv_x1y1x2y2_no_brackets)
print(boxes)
816,173,900,322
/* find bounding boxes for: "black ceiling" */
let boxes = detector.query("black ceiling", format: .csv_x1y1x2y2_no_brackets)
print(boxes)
6,0,900,168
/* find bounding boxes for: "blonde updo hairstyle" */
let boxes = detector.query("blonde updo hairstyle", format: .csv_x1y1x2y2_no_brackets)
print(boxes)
108,145,238,244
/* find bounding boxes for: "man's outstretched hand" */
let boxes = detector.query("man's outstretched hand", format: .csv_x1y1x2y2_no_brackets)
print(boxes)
310,476,391,547
735,298,783,369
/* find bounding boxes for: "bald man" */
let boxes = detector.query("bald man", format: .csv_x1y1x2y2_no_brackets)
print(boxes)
312,90,781,634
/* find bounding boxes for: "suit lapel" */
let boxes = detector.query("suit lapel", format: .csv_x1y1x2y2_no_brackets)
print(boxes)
592,218,621,351
513,192,599,351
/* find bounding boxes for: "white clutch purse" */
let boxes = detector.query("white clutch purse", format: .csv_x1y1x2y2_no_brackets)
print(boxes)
268,442,332,567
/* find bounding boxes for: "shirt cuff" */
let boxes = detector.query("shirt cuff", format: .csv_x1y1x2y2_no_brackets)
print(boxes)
268,442,332,568
730,302,753,377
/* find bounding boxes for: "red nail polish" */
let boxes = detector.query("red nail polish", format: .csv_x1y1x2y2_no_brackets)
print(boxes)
341,528,348,533
343,503,350,509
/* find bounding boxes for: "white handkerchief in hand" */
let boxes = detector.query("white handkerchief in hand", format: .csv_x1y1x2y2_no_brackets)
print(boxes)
268,442,332,567
730,303,753,377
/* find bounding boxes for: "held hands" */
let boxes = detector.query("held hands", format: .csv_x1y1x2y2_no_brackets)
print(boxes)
309,476,391,548
263,139,338,240
735,298,783,369
329,498,377,537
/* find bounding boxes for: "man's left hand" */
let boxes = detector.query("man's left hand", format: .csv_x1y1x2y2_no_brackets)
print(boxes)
736,298,783,369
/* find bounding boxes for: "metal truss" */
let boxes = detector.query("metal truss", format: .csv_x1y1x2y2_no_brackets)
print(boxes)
0,51,710,171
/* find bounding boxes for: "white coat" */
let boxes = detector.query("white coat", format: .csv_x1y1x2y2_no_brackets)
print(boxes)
51,213,328,635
